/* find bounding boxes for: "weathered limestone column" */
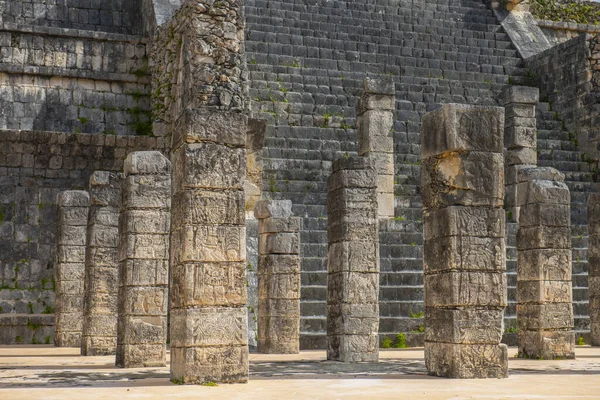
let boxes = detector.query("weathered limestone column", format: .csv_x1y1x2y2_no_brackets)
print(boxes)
169,109,248,383
589,193,600,346
81,171,124,356
517,167,574,359
116,152,171,368
421,104,508,379
503,86,539,221
54,190,90,347
255,200,301,354
356,78,395,219
327,157,379,362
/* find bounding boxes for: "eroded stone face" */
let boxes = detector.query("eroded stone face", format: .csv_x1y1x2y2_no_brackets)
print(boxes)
588,193,600,346
517,168,574,360
326,156,379,363
54,190,89,348
421,104,507,379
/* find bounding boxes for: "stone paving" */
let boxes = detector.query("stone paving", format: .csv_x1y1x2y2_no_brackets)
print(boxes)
1,346,600,399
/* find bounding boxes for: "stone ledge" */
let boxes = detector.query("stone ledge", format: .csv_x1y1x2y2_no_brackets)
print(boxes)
0,22,148,44
0,313,54,345
536,19,600,34
0,64,149,84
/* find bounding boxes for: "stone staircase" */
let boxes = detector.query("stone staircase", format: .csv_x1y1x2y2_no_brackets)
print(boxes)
245,0,528,348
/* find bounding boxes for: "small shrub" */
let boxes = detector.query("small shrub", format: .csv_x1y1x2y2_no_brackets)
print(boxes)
381,337,393,348
577,336,586,346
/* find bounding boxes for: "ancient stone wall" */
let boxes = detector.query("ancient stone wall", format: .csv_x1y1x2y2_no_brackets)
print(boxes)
0,0,143,35
587,193,600,345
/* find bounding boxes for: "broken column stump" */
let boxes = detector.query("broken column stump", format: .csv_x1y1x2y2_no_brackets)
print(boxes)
517,167,574,359
255,199,301,354
81,171,124,356
169,109,249,384
116,152,171,368
54,190,90,347
589,193,600,346
326,157,380,362
421,103,508,379
356,77,395,219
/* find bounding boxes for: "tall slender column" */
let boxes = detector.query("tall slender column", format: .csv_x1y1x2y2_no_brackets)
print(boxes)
589,193,600,346
116,151,171,368
54,190,89,347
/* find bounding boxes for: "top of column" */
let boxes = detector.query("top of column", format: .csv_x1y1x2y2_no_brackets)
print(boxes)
57,190,89,207
124,151,172,176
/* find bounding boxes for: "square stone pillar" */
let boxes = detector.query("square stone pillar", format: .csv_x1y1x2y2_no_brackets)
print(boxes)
81,171,124,356
503,86,539,222
326,157,380,362
255,200,301,354
116,151,171,368
589,193,600,346
169,109,248,384
421,103,508,379
356,77,395,219
54,190,89,348
517,167,574,359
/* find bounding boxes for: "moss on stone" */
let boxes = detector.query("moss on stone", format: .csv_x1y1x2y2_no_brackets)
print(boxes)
532,0,600,25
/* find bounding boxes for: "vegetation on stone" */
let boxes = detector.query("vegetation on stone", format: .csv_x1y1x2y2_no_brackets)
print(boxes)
532,0,600,24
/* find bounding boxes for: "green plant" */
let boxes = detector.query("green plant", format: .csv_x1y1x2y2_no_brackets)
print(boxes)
393,333,408,348
171,377,185,385
27,302,34,314
78,117,89,125
269,176,281,193
130,66,150,78
577,336,586,346
15,336,23,344
409,311,423,318
410,242,416,247
393,216,406,221
381,336,393,348
505,325,518,334
42,305,54,314
201,381,218,387
44,335,51,344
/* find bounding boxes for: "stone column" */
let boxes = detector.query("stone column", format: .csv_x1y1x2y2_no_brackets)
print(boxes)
116,152,171,368
169,109,248,384
81,171,123,356
589,193,600,346
517,167,574,359
255,200,301,354
54,190,89,347
326,157,379,362
356,77,395,219
503,86,539,222
421,103,508,379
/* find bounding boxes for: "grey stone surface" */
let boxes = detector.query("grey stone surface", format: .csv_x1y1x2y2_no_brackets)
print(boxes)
517,167,574,359
116,151,171,368
421,103,507,379
54,190,89,348
588,193,600,346
81,171,124,356
327,156,379,363
255,200,301,354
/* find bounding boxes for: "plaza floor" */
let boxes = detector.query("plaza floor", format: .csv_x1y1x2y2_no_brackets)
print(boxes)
1,346,599,399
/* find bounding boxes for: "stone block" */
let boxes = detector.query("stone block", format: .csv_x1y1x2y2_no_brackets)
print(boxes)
257,316,300,354
502,86,539,105
170,262,247,308
357,110,394,143
588,192,600,222
171,189,245,226
423,206,504,240
518,203,570,227
169,307,248,348
356,95,394,113
81,335,117,356
116,344,166,368
258,273,300,300
258,217,301,234
516,180,570,206
357,135,393,155
87,224,119,248
258,232,300,254
516,226,571,250
424,236,505,273
170,345,249,384
119,286,168,316
117,315,166,345
363,77,395,96
517,280,572,304
121,175,171,209
327,241,379,273
516,166,565,183
172,108,247,150
171,143,245,191
327,333,379,362
257,254,301,274
421,104,504,158
57,190,89,207
327,188,378,214
328,169,378,192
517,249,571,281
424,272,507,307
517,303,574,330
57,225,88,246
425,308,504,344
327,303,379,335
123,151,171,176
506,147,537,166
518,330,575,359
119,209,170,235
331,156,376,173
254,199,293,219
327,212,378,243
327,272,379,304
120,259,168,286
425,342,508,378
505,104,536,119
505,125,536,149
118,233,169,261
58,206,89,226
421,151,504,209
170,225,246,264
258,298,300,317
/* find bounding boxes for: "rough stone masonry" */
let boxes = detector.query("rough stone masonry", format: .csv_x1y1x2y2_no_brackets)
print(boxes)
421,104,508,379
81,171,124,356
589,193,600,346
116,151,171,368
327,157,380,363
54,190,89,348
255,199,301,354
517,167,574,359
356,77,395,220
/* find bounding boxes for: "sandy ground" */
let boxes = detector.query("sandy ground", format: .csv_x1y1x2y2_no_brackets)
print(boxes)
1,346,600,399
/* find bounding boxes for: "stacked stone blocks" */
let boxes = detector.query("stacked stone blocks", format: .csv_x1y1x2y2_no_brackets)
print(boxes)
116,152,171,368
503,86,539,221
81,171,124,356
54,190,89,347
327,157,380,363
255,200,301,354
516,167,574,359
421,104,508,379
589,193,600,346
356,78,395,219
